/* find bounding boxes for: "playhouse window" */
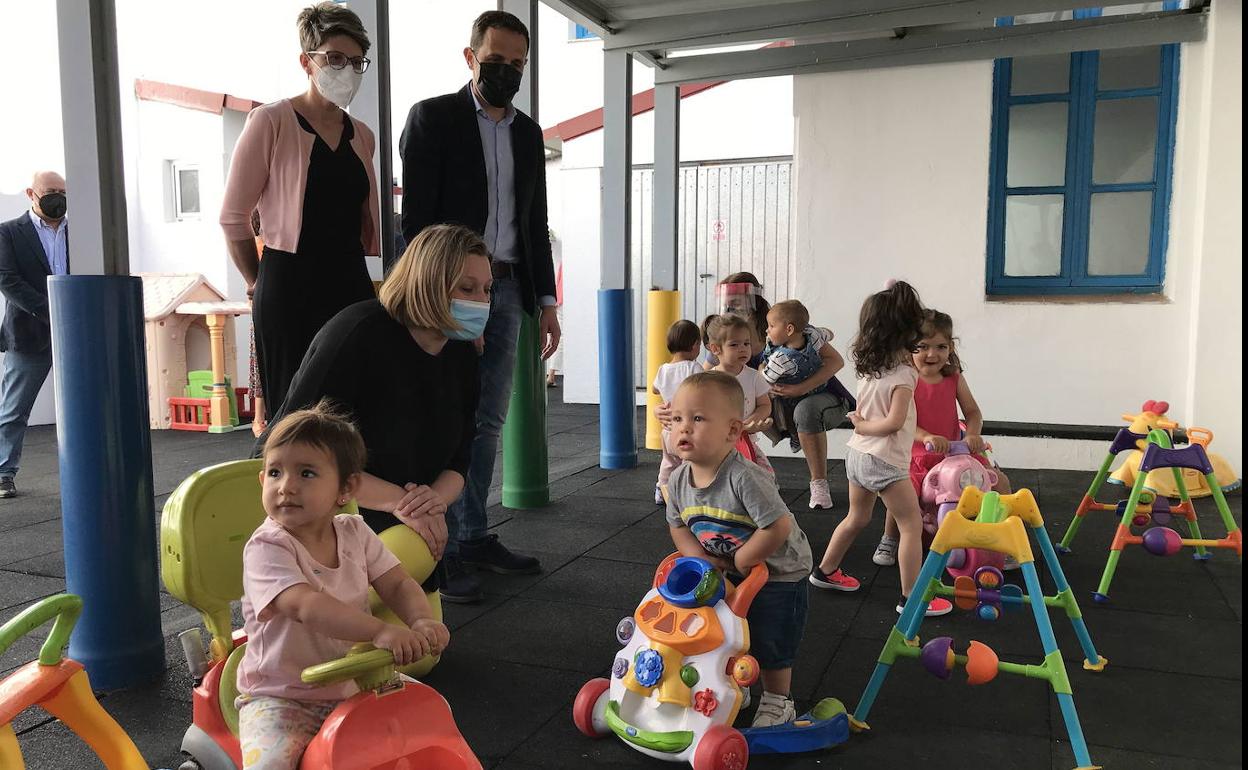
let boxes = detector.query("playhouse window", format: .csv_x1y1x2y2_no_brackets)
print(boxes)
172,162,201,221
986,33,1181,295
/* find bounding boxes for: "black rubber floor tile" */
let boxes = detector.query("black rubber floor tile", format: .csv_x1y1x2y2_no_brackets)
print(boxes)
487,512,632,557
0,520,62,568
440,590,512,632
585,516,678,566
844,706,1053,766
521,556,655,612
1049,664,1242,765
423,655,588,764
0,570,65,614
0,498,61,533
448,597,626,675
1053,609,1241,679
3,550,65,578
472,549,580,598
1052,742,1243,769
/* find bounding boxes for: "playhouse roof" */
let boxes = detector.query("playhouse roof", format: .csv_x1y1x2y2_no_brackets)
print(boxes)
138,273,230,321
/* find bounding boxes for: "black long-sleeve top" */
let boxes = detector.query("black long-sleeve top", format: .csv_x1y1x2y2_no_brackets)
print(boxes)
268,299,479,533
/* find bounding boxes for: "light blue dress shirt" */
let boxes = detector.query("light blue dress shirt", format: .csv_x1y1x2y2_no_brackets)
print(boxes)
470,87,556,308
28,210,68,276
471,88,520,266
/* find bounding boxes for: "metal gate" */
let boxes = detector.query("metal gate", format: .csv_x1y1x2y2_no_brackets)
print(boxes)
629,159,793,385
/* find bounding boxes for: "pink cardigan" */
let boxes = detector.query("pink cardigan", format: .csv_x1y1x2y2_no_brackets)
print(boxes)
220,99,381,256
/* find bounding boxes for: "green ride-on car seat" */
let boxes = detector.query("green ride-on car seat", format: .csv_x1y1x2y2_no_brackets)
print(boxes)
160,459,445,734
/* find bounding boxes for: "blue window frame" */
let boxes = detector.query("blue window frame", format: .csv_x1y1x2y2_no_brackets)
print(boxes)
986,41,1181,295
571,23,598,41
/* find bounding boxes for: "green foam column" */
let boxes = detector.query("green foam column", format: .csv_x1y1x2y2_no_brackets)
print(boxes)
502,311,550,509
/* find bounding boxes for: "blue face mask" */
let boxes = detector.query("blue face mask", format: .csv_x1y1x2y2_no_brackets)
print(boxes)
443,299,490,341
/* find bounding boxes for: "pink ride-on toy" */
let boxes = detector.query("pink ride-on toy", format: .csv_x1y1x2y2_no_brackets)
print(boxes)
161,459,478,770
574,554,849,769
919,440,1003,579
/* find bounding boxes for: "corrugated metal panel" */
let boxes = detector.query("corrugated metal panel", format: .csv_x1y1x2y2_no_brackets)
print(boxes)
629,158,794,386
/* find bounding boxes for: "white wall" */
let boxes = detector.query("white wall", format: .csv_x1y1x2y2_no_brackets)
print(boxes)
1184,1,1242,471
790,30,1240,469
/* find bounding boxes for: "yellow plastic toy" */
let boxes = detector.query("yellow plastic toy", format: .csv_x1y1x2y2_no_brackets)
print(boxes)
0,594,148,770
1106,401,1241,498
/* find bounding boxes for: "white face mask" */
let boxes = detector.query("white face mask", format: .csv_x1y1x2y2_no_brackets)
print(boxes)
310,59,362,108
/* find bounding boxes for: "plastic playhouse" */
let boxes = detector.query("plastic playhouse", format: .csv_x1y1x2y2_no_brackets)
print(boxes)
574,554,850,769
853,487,1107,770
141,273,253,433
0,595,148,769
159,459,470,769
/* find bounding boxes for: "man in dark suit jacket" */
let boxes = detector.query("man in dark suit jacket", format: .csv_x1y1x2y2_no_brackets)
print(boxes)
0,171,69,498
400,11,560,603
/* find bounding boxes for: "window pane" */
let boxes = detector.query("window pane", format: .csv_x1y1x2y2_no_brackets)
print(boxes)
1088,191,1152,275
177,169,200,214
1004,195,1064,276
1007,103,1068,187
1099,46,1160,90
1093,97,1157,184
1011,54,1071,95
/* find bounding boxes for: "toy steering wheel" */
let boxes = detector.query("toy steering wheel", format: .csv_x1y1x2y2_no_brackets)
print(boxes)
652,552,768,618
301,644,402,692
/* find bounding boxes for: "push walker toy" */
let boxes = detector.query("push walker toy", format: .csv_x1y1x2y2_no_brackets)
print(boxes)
160,459,478,770
853,487,1107,770
574,554,850,769
1087,429,1241,603
919,440,1002,579
0,595,149,770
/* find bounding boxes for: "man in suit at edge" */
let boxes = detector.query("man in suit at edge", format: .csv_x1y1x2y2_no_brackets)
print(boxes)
400,11,559,603
0,171,69,499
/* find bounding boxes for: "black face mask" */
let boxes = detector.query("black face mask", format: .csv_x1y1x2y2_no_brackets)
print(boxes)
38,192,66,220
475,61,522,108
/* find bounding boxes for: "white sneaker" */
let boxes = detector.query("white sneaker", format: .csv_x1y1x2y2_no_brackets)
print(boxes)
751,692,797,727
654,485,665,506
872,538,898,566
809,479,833,509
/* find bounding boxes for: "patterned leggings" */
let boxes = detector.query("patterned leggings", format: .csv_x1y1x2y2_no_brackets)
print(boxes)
236,695,338,769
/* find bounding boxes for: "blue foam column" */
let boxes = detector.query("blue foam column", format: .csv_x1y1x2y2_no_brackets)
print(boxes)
49,275,164,690
598,289,637,469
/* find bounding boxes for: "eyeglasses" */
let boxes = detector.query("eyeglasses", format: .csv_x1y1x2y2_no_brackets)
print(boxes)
306,50,371,74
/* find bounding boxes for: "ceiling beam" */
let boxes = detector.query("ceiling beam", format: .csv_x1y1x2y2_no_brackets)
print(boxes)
607,0,808,22
653,9,1206,85
540,0,615,35
603,0,1105,51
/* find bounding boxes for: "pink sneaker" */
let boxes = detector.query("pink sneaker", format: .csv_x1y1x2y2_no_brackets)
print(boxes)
809,567,861,592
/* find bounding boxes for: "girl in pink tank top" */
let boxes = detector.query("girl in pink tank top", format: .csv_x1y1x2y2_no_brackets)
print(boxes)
872,310,1013,567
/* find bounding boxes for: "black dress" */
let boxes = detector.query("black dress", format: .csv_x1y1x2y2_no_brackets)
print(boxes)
266,300,480,536
252,110,376,418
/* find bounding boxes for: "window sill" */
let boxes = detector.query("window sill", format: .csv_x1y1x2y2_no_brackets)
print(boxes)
985,291,1170,304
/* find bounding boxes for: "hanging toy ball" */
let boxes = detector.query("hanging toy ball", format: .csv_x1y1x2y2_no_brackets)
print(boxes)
1141,527,1183,557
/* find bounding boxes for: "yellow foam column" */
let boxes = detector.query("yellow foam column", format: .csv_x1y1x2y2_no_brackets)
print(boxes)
646,291,682,450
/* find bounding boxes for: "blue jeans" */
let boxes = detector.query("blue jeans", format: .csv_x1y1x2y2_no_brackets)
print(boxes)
445,277,524,555
0,350,53,479
744,579,809,670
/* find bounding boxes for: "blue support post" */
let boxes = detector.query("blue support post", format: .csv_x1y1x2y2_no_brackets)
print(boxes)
49,275,164,690
598,289,637,469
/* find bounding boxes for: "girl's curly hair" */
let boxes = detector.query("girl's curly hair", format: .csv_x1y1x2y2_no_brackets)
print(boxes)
851,280,925,378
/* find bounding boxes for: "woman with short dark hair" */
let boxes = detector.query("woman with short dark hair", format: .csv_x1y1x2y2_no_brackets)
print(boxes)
221,2,381,421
